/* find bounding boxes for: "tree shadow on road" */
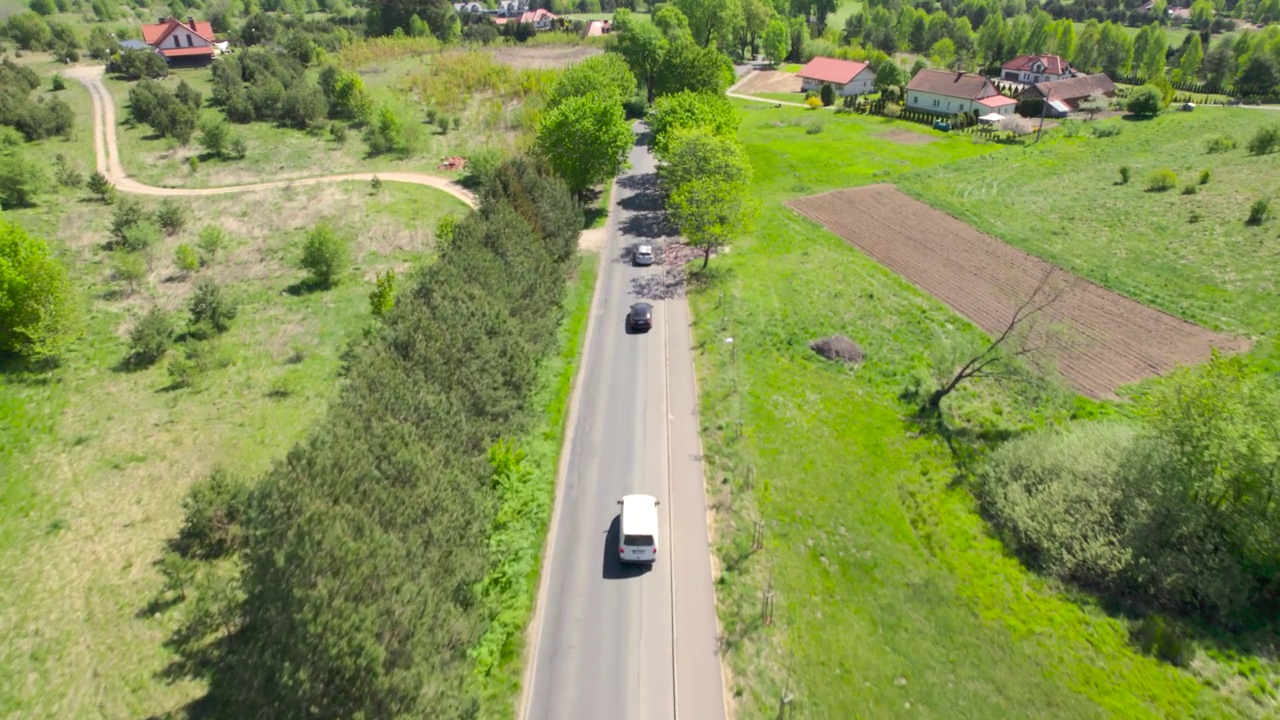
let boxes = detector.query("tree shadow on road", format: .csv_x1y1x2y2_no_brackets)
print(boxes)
617,173,675,240
603,514,652,580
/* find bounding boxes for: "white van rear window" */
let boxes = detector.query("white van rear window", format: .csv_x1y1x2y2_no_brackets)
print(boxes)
623,534,654,547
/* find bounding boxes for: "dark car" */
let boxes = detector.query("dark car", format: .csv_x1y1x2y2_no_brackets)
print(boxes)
627,302,653,332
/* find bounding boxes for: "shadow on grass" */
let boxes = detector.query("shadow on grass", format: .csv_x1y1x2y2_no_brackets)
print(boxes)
0,351,61,379
283,277,332,296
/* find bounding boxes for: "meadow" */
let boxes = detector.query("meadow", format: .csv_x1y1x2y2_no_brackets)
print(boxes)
689,100,1272,718
897,110,1280,343
0,48,482,714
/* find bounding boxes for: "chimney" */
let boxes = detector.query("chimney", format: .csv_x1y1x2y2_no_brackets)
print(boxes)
955,70,964,81
158,16,166,24
187,15,197,30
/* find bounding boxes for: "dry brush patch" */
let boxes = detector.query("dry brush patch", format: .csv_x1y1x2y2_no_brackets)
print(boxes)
735,70,803,96
485,43,603,69
789,184,1250,398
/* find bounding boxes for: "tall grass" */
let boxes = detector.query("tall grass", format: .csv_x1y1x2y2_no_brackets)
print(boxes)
399,50,559,114
338,35,442,68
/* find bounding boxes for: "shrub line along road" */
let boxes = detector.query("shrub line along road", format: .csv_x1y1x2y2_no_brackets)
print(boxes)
520,125,727,720
65,65,479,208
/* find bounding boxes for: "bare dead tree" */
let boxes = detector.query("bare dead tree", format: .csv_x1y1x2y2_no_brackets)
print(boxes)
924,268,1072,413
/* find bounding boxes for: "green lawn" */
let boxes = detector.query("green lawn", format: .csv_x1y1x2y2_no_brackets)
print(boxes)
0,178,469,718
778,62,804,73
691,102,1261,718
897,110,1280,341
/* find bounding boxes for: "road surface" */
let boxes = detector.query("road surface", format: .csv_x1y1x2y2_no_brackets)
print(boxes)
521,126,727,720
65,65,477,207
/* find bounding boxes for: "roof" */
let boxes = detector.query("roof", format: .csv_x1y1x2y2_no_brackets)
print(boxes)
906,68,996,100
159,46,216,57
118,39,151,50
1048,99,1072,113
584,19,610,36
977,94,1016,108
141,17,215,46
620,494,658,535
1027,73,1117,102
517,7,555,22
1001,54,1070,76
796,57,870,85
977,112,1006,123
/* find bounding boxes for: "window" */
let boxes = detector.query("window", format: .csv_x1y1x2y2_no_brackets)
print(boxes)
186,34,193,47
172,35,180,47
623,534,654,546
932,98,939,107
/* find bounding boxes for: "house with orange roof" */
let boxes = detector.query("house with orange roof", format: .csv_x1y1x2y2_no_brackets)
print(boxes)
906,68,1017,117
796,56,876,96
141,16,218,64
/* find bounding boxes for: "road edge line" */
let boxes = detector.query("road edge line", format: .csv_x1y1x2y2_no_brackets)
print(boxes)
663,261,680,720
515,172,619,720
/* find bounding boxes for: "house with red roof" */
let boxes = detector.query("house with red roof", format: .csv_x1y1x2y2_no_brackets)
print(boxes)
999,54,1080,84
906,68,1017,117
1016,73,1117,117
493,7,557,30
141,16,217,64
796,56,876,97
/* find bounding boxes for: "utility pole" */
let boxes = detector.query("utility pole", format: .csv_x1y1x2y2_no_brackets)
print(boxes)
1035,86,1048,144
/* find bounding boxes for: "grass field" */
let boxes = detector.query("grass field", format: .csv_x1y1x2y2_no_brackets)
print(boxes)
897,110,1280,343
689,100,1266,719
0,149,469,718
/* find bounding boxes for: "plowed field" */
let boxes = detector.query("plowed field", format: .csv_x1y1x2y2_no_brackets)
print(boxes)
789,185,1250,398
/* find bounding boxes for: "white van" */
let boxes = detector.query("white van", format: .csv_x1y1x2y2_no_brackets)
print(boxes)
617,494,660,564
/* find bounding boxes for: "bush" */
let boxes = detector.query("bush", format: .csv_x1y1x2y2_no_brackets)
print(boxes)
155,198,187,235
188,278,238,338
299,223,349,289
86,170,114,203
1247,198,1271,226
1181,184,1198,195
197,225,228,264
1091,124,1122,138
174,244,200,274
819,82,835,107
461,146,503,190
805,119,824,134
109,197,146,244
369,268,396,318
0,151,46,209
1205,134,1236,153
1146,169,1177,192
166,337,229,388
365,102,423,158
111,250,147,295
1125,85,1163,117
198,117,231,158
177,467,251,559
0,218,80,359
121,219,162,253
805,95,823,109
126,306,174,367
229,136,247,159
50,73,64,91
1199,169,1211,185
1119,165,1131,184
52,153,82,188
1246,125,1280,155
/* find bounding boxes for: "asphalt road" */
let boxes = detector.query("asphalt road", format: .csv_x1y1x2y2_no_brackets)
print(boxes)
521,126,727,720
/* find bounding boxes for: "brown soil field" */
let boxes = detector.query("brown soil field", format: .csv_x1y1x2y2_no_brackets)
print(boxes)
486,44,602,69
789,185,1251,398
737,70,803,95
878,128,935,145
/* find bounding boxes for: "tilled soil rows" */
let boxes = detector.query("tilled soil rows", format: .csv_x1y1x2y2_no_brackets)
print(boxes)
789,184,1250,398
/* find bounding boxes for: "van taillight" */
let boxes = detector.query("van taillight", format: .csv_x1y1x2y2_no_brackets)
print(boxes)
619,547,625,553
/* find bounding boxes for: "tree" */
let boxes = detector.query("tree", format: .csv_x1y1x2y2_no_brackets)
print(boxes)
1126,84,1164,117
762,18,790,66
369,269,397,318
1202,40,1236,88
656,127,752,195
1098,21,1134,76
819,82,836,106
86,170,115,203
930,37,957,67
329,71,373,121
156,198,188,236
1073,19,1102,73
653,4,694,43
1053,18,1075,62
280,85,328,130
923,269,1068,412
646,90,739,156
1238,53,1280,94
199,117,231,158
364,102,422,158
0,218,80,360
1176,33,1203,84
672,0,734,47
127,306,175,368
977,13,1006,65
874,61,906,97
111,250,147,296
612,9,668,102
1139,25,1168,79
535,93,633,202
174,244,200,275
299,223,350,289
0,151,46,209
1190,0,1215,30
1077,91,1111,120
548,53,637,108
654,40,735,97
666,175,756,270
188,278,238,338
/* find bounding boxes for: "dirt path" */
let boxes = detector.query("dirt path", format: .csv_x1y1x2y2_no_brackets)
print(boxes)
66,66,479,208
726,70,826,109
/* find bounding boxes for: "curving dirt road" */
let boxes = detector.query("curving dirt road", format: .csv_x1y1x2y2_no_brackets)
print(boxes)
65,65,478,208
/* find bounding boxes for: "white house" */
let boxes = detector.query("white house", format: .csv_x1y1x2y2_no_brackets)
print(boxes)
796,57,876,97
999,54,1080,84
905,68,1017,117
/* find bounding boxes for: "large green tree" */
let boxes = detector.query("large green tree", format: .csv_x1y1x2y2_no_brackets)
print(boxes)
654,40,735,97
548,52,638,108
0,217,80,360
535,93,633,201
1176,33,1203,83
646,90,739,156
762,18,791,65
611,9,668,102
666,174,755,270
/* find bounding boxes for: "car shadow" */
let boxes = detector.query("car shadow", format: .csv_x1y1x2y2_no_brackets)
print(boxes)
603,514,651,580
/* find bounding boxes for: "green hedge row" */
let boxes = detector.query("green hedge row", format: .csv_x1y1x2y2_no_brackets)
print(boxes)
191,156,584,719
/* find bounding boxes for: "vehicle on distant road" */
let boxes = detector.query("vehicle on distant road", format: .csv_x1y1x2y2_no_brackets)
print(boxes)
633,244,655,266
627,302,653,332
617,494,660,564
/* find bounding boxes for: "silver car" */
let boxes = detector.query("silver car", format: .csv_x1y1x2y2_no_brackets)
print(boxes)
633,244,655,266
